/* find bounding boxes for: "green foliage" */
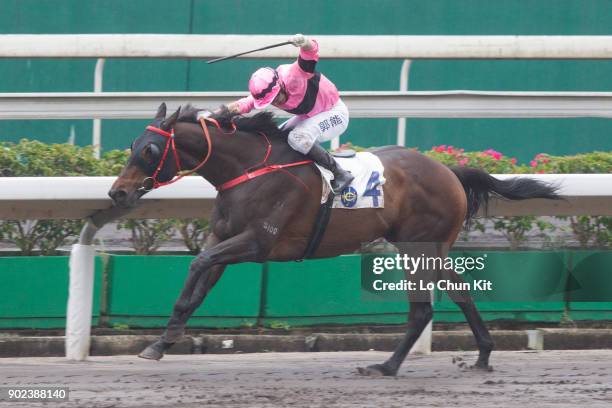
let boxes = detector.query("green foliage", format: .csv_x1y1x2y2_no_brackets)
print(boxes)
526,151,612,174
560,215,612,249
175,218,210,255
268,320,291,330
424,145,612,175
0,140,103,255
100,149,130,176
240,320,255,329
0,139,103,176
0,219,84,255
491,216,556,250
0,145,19,176
424,146,611,248
116,219,176,255
425,146,518,173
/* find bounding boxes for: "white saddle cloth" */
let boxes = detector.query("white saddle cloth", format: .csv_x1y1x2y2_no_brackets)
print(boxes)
316,151,386,209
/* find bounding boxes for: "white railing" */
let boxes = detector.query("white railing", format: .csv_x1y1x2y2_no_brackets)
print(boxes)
1,175,611,220
3,91,612,119
4,34,612,149
3,35,612,59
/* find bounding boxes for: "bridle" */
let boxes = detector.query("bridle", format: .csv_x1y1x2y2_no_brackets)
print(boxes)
139,117,312,193
139,117,222,192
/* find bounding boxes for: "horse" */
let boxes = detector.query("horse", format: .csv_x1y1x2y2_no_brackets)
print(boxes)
108,102,559,376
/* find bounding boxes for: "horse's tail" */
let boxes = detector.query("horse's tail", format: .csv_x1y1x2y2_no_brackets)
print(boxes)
449,166,561,223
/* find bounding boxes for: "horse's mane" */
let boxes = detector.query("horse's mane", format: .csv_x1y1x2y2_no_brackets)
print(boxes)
177,104,288,139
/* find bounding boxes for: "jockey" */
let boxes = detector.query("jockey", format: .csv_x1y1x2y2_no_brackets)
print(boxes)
209,34,354,195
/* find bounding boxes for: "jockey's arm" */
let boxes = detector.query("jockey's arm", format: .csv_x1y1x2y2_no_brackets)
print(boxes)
197,96,252,120
290,34,318,76
201,34,313,120
226,101,242,115
231,95,255,114
290,33,313,51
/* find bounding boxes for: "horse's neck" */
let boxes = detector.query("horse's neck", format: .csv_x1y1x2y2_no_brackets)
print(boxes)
211,128,304,171
176,124,299,188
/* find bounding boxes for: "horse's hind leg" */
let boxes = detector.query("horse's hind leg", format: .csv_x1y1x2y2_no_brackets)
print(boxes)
359,243,436,376
358,300,433,376
445,269,494,369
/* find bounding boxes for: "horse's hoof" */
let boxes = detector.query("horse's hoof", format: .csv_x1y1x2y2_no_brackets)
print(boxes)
357,364,396,377
470,362,493,372
138,345,164,361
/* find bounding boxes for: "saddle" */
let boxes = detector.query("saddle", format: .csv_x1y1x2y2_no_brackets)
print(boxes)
331,149,356,158
300,150,386,260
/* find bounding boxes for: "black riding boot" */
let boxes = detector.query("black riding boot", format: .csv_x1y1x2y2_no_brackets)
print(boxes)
307,144,354,195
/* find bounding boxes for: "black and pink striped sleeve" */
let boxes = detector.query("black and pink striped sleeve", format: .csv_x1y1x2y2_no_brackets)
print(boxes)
297,39,319,74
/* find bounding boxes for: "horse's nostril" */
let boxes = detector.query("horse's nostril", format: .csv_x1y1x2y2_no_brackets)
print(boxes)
109,189,127,201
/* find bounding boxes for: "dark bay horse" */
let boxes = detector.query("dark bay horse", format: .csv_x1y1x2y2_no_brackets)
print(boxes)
109,103,559,376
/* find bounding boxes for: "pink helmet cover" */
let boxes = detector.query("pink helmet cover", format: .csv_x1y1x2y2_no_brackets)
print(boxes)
248,67,281,109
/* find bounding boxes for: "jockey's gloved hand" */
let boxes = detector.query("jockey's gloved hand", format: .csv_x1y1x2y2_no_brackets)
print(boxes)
290,33,309,48
196,110,214,121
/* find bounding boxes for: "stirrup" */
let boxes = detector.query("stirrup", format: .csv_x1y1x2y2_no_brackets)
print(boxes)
332,173,354,195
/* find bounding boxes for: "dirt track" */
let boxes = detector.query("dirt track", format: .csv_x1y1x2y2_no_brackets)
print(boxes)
1,350,611,407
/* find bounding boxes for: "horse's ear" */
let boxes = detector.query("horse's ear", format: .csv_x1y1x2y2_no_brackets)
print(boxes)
162,106,181,129
155,103,167,120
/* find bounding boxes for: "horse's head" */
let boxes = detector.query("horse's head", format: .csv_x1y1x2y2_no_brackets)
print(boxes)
108,102,181,208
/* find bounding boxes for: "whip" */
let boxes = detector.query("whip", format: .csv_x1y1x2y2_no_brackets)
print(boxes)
207,41,292,64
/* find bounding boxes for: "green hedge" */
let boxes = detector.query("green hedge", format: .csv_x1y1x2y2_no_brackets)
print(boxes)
0,139,126,176
424,145,612,174
1,139,610,254
3,139,608,182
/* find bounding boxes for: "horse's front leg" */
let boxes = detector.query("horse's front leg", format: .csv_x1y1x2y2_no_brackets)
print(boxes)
139,230,260,360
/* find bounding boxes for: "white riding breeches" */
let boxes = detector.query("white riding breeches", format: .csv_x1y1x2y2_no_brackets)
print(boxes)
281,99,349,154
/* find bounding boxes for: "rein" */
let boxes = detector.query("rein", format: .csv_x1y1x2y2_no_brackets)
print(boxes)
143,118,312,192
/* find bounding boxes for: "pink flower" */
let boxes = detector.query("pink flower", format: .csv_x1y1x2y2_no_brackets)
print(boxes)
537,170,546,174
510,158,517,165
447,146,454,153
434,145,446,153
542,158,549,164
482,149,501,159
535,153,545,159
530,160,538,168
458,158,469,166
